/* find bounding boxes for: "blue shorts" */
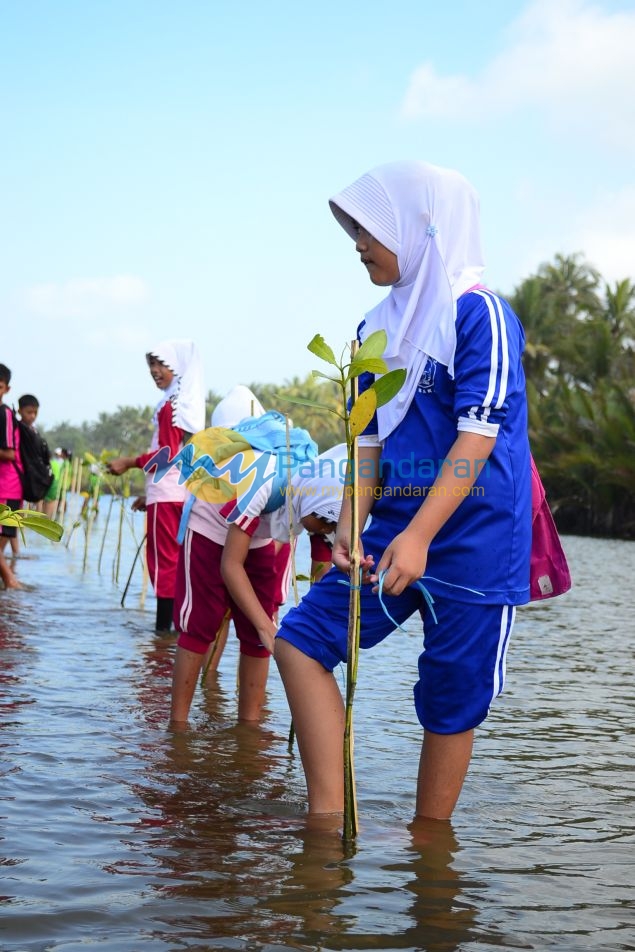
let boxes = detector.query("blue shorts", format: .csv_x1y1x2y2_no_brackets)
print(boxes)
276,567,516,734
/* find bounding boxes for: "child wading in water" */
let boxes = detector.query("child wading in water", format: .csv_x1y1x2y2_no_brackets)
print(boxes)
108,340,205,632
0,363,23,589
169,384,346,727
274,161,532,820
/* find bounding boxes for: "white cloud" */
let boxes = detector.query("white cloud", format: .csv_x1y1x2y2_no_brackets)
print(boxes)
570,185,635,283
24,274,149,320
400,0,635,152
512,183,635,284
85,324,151,349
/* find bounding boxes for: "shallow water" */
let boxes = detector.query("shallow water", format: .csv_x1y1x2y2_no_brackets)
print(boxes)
1,498,633,951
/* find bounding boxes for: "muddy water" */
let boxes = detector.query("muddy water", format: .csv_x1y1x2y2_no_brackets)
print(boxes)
1,500,633,951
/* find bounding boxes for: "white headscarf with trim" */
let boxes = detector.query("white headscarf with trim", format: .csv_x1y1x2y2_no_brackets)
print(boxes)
146,339,206,434
329,160,485,441
292,442,348,524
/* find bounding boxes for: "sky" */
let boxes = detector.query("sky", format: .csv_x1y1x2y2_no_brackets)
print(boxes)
2,0,634,429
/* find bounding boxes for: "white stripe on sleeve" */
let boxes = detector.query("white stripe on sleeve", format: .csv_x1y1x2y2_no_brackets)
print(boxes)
474,290,510,410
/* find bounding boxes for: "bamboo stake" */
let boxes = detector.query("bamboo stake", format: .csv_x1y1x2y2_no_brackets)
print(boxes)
139,537,149,609
82,508,97,573
201,609,231,681
50,464,64,523
285,413,301,750
121,532,147,607
64,457,82,544
97,492,115,575
70,454,82,496
343,339,361,843
113,496,125,585
57,467,68,527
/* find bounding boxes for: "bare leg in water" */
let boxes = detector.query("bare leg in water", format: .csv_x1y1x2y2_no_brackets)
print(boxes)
275,639,473,818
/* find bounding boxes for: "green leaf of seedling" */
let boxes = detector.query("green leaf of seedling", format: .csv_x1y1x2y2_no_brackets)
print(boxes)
0,505,19,528
307,334,338,367
348,357,389,378
311,369,341,384
355,329,388,361
349,329,389,376
274,393,332,411
0,505,64,541
23,515,64,542
349,387,378,437
310,562,328,584
371,368,407,407
277,394,345,419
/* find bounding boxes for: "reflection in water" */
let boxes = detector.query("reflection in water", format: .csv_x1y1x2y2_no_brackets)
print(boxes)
118,721,484,952
0,525,633,950
262,817,482,952
111,650,480,950
0,598,33,906
0,598,36,722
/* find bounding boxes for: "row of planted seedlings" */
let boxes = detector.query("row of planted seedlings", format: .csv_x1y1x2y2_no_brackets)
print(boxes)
44,330,402,844
58,450,149,604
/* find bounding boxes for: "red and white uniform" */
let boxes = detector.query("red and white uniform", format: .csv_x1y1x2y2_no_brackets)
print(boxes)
138,340,205,599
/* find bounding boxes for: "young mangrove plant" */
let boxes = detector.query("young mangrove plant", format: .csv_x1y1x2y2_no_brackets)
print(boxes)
0,505,64,543
284,329,405,842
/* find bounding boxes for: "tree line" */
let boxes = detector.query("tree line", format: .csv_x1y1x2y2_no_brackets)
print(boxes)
43,253,635,538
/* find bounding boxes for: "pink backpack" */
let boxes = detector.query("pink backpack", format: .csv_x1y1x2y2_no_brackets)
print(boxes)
530,456,572,600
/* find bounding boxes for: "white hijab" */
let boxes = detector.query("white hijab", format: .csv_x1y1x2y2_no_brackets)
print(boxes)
269,442,348,542
292,442,348,524
146,339,206,434
329,160,485,441
210,385,265,428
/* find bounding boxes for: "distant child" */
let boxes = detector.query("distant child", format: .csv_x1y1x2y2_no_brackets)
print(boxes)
80,461,102,517
43,448,71,519
16,395,37,428
274,161,532,820
170,384,346,726
108,340,205,632
0,363,22,588
17,395,53,511
6,395,43,557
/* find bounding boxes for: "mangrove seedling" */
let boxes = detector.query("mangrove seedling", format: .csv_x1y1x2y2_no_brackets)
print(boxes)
283,329,405,842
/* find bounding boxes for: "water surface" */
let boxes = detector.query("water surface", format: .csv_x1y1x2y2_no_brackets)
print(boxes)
1,501,633,951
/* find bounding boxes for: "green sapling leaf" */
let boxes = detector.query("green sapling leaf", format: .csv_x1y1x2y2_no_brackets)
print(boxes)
0,505,64,541
349,387,378,437
277,393,345,418
348,357,389,378
371,368,407,407
354,330,387,361
307,334,338,366
311,369,341,384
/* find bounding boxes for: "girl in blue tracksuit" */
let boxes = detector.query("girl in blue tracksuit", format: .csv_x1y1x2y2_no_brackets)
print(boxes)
274,160,531,821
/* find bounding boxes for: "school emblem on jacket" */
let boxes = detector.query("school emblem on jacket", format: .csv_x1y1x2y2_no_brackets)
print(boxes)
417,358,437,393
